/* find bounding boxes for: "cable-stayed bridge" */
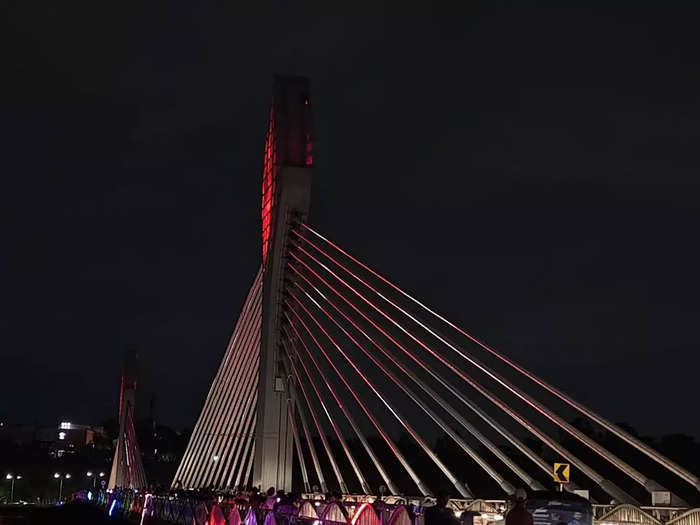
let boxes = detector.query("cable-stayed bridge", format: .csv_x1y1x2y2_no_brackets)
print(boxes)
168,76,699,510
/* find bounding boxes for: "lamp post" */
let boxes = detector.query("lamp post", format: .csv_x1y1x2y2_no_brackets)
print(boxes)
54,473,71,503
86,471,105,489
5,474,21,503
87,471,95,488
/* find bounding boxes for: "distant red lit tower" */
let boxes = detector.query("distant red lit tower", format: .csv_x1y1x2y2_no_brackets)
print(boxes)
108,350,147,489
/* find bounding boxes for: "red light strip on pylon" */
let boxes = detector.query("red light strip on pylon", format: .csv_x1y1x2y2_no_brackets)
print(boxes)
261,106,277,264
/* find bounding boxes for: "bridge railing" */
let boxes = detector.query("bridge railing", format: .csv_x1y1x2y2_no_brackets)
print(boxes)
72,489,697,525
73,489,430,525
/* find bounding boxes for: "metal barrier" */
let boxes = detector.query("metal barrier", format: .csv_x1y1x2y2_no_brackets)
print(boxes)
73,490,299,525
73,489,418,525
72,489,697,525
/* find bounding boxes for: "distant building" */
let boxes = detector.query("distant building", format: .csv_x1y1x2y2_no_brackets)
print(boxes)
0,420,109,457
57,421,94,446
54,421,109,456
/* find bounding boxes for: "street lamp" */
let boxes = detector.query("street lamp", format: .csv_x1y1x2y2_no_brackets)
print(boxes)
87,471,96,488
54,473,71,503
5,474,20,503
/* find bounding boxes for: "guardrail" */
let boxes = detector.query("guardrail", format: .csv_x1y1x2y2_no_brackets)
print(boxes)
72,489,425,525
73,489,697,525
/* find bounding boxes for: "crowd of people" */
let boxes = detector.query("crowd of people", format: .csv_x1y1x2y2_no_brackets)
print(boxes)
423,488,532,525
108,481,535,525
168,481,310,509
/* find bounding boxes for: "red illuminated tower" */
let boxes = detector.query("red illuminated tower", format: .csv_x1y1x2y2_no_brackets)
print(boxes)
254,76,313,491
172,76,312,491
108,350,147,489
169,76,700,504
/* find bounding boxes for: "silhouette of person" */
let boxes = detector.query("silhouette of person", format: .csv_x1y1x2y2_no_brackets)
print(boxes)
506,489,533,525
424,491,459,525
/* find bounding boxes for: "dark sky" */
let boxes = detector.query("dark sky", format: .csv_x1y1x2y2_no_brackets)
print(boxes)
2,4,699,440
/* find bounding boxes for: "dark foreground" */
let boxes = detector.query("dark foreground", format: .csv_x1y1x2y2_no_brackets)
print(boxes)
0,502,129,525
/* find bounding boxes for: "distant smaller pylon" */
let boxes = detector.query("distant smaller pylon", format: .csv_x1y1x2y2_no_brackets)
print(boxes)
108,349,147,490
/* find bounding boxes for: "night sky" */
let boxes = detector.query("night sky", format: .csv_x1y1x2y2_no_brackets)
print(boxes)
3,4,700,440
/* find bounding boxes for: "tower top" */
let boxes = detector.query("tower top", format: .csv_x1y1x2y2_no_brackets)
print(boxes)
122,348,139,391
261,76,313,264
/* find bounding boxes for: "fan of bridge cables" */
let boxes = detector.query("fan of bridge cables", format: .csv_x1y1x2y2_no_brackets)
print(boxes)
280,222,700,505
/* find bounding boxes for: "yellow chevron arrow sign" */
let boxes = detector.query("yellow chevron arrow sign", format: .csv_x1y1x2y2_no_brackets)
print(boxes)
553,462,571,484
